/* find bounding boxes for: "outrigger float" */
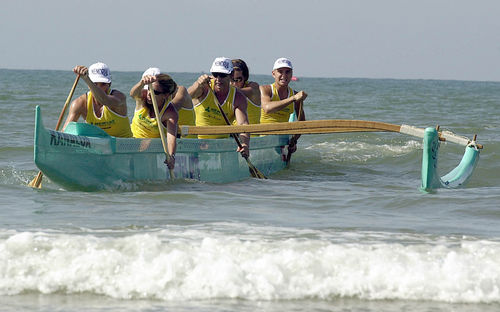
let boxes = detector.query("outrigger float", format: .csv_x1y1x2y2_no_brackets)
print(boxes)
33,106,481,191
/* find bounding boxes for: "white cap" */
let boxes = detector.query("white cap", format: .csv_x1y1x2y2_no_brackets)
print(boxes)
210,57,233,74
88,62,112,83
142,67,161,78
273,57,293,70
142,67,161,89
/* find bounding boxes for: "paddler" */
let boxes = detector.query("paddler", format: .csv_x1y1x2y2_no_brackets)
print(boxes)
130,71,186,170
187,57,250,158
62,62,133,137
132,68,196,139
260,57,307,158
230,59,261,125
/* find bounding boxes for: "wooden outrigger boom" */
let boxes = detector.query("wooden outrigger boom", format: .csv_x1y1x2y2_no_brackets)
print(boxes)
182,120,482,149
181,120,482,192
181,120,402,136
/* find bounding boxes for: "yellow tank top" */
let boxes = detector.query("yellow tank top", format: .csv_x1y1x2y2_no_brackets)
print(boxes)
232,83,261,126
260,83,295,124
229,97,261,137
85,91,132,137
130,103,170,138
194,81,235,139
245,98,261,125
177,105,196,138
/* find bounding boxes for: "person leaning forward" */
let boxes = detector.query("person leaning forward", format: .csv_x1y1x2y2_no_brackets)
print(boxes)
129,70,180,169
188,57,250,157
132,68,196,139
260,57,307,155
62,62,133,137
230,59,261,125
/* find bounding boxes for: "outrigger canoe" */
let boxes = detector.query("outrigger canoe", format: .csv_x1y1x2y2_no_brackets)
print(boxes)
34,106,289,191
33,106,482,191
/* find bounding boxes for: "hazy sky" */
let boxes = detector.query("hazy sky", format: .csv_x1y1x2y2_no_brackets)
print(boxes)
1,0,499,81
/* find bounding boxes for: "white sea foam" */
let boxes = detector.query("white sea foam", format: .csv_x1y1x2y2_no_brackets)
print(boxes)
1,227,499,303
310,139,421,162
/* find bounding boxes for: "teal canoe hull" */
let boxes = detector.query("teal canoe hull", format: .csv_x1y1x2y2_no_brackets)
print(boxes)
420,127,480,192
34,106,289,191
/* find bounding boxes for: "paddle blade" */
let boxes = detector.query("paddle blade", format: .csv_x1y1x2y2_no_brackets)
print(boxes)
285,136,299,166
285,153,292,167
28,75,80,189
28,171,43,188
245,157,267,179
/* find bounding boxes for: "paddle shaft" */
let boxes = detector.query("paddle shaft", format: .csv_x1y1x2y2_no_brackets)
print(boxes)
210,89,247,150
286,99,304,164
55,75,80,131
148,83,175,180
217,102,245,149
211,89,266,179
29,75,80,188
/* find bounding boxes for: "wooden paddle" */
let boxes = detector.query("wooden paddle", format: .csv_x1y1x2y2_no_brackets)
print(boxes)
211,90,267,179
285,99,303,166
148,83,175,180
28,74,80,188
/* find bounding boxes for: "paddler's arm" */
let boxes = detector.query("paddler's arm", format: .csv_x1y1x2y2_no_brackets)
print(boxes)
234,90,250,157
260,85,307,114
129,79,145,99
74,65,127,116
294,91,307,122
162,104,179,170
288,93,307,152
236,81,261,105
130,75,156,110
170,86,192,111
130,75,157,98
187,74,211,100
62,94,86,131
294,88,307,132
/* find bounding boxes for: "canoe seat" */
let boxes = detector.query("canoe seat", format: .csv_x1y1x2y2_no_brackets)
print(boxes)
64,122,110,138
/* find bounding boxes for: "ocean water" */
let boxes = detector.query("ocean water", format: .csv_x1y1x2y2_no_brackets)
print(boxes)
1,69,500,312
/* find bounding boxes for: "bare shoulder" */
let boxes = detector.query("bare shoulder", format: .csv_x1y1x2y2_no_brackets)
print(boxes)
68,93,88,115
174,86,194,108
259,84,272,96
189,82,208,101
75,93,87,101
176,85,188,97
110,89,126,99
260,84,271,91
197,88,209,100
234,89,247,106
73,93,87,107
247,81,260,89
109,89,127,109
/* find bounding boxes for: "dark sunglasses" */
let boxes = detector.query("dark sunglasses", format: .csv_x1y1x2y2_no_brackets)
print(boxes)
212,72,228,78
232,77,243,83
152,89,166,95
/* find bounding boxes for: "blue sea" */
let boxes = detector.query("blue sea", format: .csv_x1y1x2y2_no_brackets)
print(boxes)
1,69,499,312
